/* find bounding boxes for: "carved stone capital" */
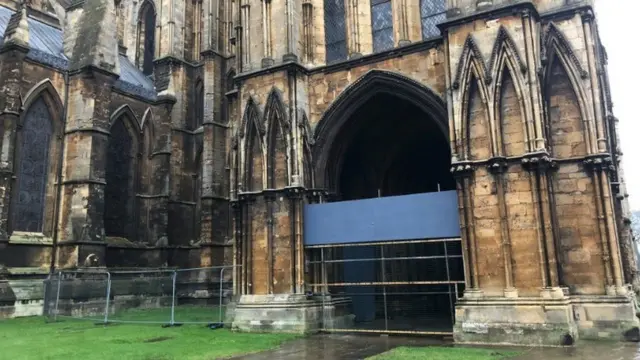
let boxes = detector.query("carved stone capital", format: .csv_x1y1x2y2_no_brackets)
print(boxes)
237,192,257,204
306,189,329,204
521,152,556,172
284,186,305,200
487,157,509,174
451,161,475,179
262,189,278,202
583,154,614,173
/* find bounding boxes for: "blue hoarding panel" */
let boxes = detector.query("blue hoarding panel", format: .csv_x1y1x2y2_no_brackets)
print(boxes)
303,191,461,245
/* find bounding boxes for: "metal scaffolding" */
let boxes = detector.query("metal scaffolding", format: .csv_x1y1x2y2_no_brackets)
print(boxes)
306,238,465,335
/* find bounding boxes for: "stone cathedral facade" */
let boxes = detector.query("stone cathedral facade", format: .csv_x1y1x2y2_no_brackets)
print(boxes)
0,0,638,346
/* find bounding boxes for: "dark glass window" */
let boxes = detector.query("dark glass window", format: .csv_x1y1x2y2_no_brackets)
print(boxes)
13,98,52,233
324,0,347,63
141,3,156,75
104,119,134,238
371,0,393,52
420,0,445,39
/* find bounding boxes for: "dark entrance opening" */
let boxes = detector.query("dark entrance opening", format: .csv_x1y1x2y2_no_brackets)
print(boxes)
331,93,454,200
307,89,464,335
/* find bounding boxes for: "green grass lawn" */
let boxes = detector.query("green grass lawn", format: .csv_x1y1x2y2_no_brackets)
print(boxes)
369,346,519,360
0,308,298,360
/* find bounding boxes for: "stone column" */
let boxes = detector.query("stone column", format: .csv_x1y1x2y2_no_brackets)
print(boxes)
148,96,175,254
199,49,230,267
0,8,29,243
522,153,563,297
520,9,545,152
56,0,120,268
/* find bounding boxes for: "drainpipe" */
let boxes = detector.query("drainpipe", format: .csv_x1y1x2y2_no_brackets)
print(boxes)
49,69,70,274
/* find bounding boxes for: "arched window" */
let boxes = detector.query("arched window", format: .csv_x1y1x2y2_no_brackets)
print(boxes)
420,0,445,39
12,98,53,233
371,0,393,52
104,116,138,239
193,0,203,60
324,0,347,63
137,1,156,75
194,80,204,129
116,0,125,46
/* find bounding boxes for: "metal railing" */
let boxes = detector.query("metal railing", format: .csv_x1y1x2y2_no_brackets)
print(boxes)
43,265,238,326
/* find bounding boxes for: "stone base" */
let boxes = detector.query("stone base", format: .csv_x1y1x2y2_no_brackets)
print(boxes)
230,294,353,334
572,294,640,341
454,290,640,346
0,279,46,318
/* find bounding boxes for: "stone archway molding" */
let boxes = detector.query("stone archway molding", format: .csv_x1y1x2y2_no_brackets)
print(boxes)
312,69,448,190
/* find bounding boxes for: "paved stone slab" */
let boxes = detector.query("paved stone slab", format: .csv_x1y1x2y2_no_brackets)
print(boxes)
231,334,640,360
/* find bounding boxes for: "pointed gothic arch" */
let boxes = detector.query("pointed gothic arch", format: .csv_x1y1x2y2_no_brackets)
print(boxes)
460,64,493,161
542,24,592,156
264,88,290,189
453,35,490,89
10,82,63,236
542,23,589,80
313,69,447,190
488,26,527,82
241,97,265,191
489,28,530,156
105,107,141,240
136,0,157,75
20,79,64,116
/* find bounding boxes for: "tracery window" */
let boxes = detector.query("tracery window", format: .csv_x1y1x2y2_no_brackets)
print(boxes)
420,0,445,39
371,0,393,52
137,1,156,75
12,98,52,233
324,0,347,63
104,118,136,238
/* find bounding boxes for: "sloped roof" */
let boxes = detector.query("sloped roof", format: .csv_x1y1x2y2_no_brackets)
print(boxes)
0,6,157,101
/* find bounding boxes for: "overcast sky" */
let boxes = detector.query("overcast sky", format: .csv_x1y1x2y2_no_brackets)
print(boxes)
596,2,639,210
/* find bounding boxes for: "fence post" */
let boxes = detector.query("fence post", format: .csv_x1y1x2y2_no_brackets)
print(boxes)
321,248,326,330
104,271,112,324
219,267,226,324
443,241,455,325
54,271,62,322
170,270,177,326
381,245,388,331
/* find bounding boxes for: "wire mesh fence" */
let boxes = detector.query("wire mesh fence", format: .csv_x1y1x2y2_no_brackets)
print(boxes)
43,265,237,326
306,238,465,335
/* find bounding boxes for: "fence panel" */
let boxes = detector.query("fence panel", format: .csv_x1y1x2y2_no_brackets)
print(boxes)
173,267,234,325
43,270,111,323
107,270,174,324
44,266,238,326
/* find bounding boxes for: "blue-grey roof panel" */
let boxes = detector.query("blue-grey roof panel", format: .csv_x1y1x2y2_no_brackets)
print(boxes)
116,55,157,100
0,6,11,37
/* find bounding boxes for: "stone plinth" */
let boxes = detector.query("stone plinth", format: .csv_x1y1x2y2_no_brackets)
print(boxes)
230,294,354,334
454,290,640,346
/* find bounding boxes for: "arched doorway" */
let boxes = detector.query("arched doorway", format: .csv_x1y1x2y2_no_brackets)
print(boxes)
306,71,464,335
